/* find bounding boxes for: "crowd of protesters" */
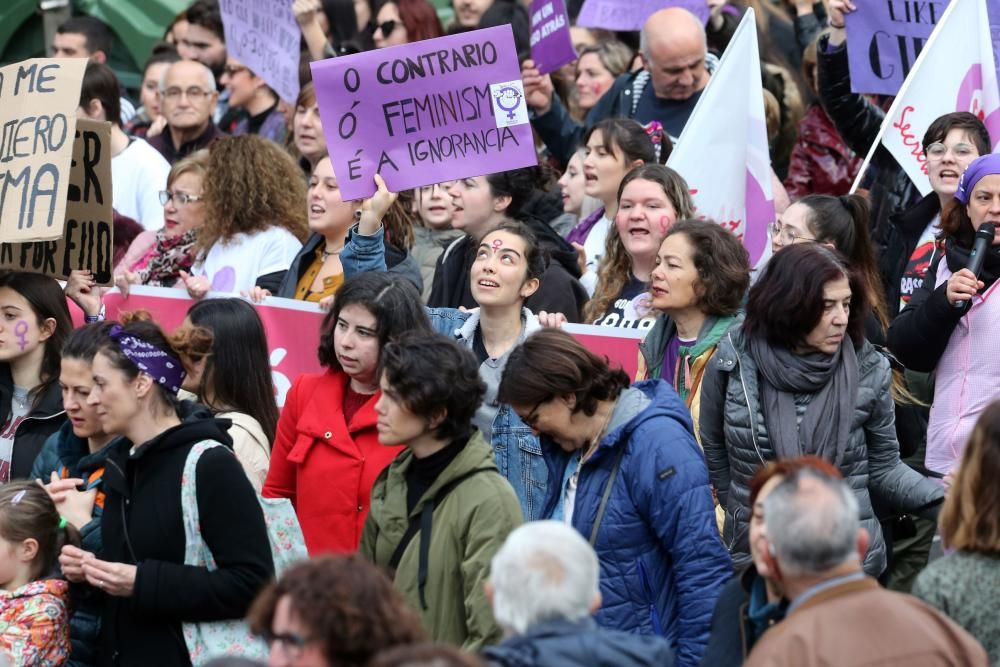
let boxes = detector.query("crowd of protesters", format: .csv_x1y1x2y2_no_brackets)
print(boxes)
0,0,998,665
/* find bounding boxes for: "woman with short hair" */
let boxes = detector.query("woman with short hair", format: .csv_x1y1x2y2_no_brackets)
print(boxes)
497,329,731,665
700,243,943,578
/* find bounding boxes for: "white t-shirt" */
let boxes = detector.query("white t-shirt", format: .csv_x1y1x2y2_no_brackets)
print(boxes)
580,214,612,296
0,386,30,483
112,138,171,231
193,227,303,294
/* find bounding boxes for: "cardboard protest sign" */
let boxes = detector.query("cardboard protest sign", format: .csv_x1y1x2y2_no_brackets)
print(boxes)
577,0,709,31
845,0,951,95
0,58,86,243
530,0,577,75
667,10,774,267
83,287,647,410
0,119,115,284
310,25,538,201
219,0,301,104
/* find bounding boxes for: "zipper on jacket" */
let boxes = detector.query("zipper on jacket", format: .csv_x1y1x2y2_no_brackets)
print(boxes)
728,332,765,466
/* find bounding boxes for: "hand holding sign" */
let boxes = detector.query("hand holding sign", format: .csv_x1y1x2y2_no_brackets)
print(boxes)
359,173,397,234
521,59,556,114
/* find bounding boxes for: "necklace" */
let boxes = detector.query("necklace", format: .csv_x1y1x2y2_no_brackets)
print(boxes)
570,400,617,486
321,246,343,260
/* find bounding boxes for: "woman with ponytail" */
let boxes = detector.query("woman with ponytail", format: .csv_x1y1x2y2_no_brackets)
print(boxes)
0,480,79,665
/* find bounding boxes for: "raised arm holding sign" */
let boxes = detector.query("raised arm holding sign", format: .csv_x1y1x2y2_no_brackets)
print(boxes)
310,25,538,201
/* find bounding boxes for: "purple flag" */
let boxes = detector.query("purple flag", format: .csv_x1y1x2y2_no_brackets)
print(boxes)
310,25,538,201
845,0,951,96
530,0,577,75
576,0,709,31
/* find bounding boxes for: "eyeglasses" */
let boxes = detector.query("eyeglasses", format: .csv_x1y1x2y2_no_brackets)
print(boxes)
162,87,213,102
925,142,976,161
768,220,815,245
368,19,399,36
521,399,546,430
262,631,314,659
159,190,203,206
222,64,249,77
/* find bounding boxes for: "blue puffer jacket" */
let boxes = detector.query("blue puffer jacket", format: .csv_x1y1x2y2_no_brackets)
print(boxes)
31,423,120,667
482,618,674,667
538,381,732,667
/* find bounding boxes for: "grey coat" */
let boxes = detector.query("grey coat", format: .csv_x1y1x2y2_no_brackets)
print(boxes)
699,326,942,576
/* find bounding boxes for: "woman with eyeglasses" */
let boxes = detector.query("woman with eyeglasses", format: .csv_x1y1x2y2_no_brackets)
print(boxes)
114,150,209,297
371,0,443,48
219,57,286,144
248,555,425,667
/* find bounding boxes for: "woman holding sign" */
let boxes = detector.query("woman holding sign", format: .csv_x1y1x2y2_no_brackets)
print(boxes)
0,273,71,483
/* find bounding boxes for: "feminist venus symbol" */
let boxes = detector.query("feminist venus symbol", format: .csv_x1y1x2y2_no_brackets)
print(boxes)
14,320,28,351
495,86,523,121
492,238,503,251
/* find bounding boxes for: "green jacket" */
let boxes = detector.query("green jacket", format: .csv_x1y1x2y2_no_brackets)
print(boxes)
360,432,523,649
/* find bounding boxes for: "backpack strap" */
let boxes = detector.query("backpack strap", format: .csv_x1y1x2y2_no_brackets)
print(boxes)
388,466,496,609
589,446,627,546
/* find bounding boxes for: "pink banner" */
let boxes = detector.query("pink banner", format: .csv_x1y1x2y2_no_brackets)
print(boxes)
76,287,646,408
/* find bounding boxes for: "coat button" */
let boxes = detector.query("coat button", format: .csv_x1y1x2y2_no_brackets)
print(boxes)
324,431,332,439
357,505,363,512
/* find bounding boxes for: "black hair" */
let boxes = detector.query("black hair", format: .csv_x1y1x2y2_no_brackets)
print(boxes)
0,272,72,409
379,332,486,443
79,62,122,128
318,273,431,368
184,298,280,444
144,45,182,77
922,111,991,155
480,219,547,283
479,1,531,60
185,0,225,40
57,16,112,57
62,321,116,362
582,117,668,166
484,167,538,220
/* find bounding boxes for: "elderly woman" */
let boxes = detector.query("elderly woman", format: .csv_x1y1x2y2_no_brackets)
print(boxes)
498,329,731,667
889,153,1000,478
700,243,943,578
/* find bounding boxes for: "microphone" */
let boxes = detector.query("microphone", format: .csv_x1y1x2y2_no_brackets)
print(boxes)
954,222,995,309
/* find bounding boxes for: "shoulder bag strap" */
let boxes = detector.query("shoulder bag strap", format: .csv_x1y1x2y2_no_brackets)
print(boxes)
589,446,627,546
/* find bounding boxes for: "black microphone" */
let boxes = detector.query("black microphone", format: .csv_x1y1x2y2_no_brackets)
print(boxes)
954,222,996,309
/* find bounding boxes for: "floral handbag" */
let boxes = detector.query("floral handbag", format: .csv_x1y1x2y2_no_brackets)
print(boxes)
180,440,308,666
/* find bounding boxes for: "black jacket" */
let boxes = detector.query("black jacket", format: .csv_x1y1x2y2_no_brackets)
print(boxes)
817,36,921,247
879,194,942,319
0,366,65,480
700,566,786,667
482,618,674,667
98,405,273,667
427,192,588,321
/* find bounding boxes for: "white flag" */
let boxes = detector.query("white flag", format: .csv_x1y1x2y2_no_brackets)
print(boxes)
859,0,1000,195
666,8,774,266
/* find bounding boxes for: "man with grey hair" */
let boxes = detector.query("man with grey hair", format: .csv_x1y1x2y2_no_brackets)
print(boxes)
746,469,988,667
481,521,673,667
147,60,224,164
521,7,717,166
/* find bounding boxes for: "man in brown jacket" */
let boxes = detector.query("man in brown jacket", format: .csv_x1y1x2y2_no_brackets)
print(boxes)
746,468,988,667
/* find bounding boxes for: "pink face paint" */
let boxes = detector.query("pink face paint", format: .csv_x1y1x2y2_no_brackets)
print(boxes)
659,215,671,235
14,320,28,351
491,238,503,252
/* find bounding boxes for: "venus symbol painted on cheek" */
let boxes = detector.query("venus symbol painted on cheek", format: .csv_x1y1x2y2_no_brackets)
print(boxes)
14,320,28,351
659,216,671,235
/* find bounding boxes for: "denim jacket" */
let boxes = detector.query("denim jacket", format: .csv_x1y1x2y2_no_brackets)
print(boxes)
426,307,549,520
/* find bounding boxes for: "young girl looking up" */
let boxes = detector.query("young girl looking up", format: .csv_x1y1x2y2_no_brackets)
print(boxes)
0,272,72,482
0,481,78,666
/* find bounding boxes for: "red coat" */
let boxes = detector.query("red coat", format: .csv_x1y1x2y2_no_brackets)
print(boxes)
263,370,403,554
784,104,863,200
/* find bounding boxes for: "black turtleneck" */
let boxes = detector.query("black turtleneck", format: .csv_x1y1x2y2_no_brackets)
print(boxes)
405,437,467,513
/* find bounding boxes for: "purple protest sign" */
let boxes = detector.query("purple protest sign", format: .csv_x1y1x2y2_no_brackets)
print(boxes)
845,0,951,96
530,0,577,75
576,0,709,31
310,25,537,201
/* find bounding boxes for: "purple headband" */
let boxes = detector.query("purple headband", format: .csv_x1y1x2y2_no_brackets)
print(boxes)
955,153,1000,204
108,325,186,395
